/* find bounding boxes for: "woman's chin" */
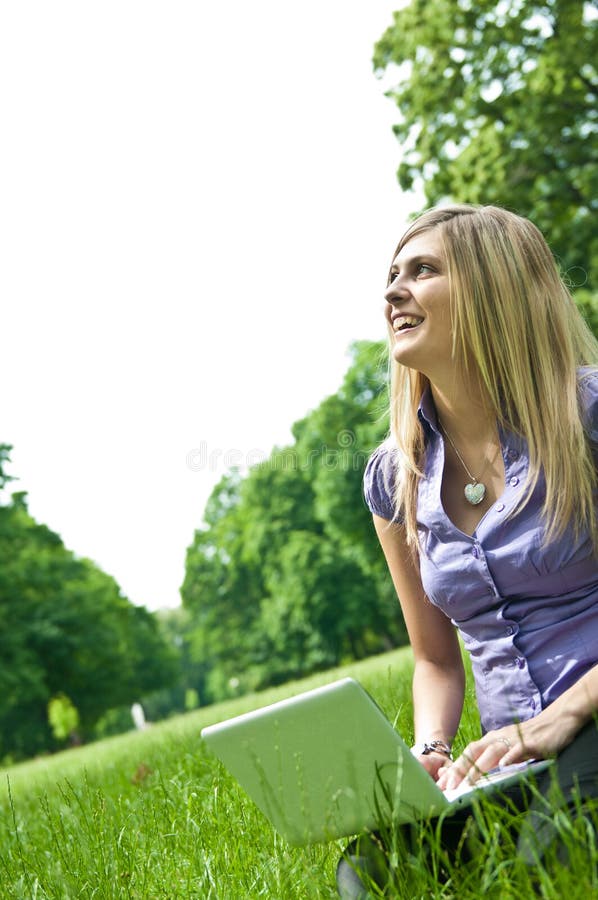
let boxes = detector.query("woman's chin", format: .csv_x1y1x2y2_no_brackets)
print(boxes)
391,340,420,369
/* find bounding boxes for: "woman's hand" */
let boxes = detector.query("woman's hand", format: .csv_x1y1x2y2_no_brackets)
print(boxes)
436,704,580,791
415,751,452,782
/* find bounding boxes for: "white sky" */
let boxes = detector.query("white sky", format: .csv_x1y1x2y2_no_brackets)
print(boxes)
1,1,418,612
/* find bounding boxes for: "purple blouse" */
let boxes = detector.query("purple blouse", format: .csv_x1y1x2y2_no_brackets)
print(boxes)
363,369,598,733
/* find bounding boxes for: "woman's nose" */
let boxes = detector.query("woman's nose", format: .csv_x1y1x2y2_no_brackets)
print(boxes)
384,277,409,304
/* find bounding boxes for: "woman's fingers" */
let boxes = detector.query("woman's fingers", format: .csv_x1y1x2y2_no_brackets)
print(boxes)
417,752,453,781
437,731,525,790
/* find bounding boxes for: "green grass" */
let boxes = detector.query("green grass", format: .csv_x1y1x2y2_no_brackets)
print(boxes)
0,648,596,898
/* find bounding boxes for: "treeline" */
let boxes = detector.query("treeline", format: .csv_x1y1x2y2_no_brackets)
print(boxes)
0,445,179,762
0,341,400,763
178,341,405,705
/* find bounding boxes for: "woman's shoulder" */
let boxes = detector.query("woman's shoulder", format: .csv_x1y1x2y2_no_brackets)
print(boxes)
577,366,598,442
363,439,399,521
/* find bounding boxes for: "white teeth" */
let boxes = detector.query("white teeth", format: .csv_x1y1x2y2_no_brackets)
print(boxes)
393,315,423,332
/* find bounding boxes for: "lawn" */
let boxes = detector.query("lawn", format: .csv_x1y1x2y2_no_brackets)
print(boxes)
1,647,596,898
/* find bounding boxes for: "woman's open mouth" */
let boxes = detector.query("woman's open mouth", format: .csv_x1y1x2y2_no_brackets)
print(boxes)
393,315,424,333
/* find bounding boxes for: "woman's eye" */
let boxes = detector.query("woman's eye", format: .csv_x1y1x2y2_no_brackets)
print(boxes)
416,263,435,276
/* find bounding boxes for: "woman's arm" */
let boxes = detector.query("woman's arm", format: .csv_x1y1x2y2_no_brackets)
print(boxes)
437,660,598,791
373,514,465,779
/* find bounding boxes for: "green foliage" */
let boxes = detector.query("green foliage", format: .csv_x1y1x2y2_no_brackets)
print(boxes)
0,447,179,761
575,289,598,337
47,694,80,742
374,0,598,289
182,341,407,703
0,443,16,492
184,688,199,711
261,530,371,677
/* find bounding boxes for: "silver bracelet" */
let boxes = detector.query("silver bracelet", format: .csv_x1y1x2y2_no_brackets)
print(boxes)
411,739,453,760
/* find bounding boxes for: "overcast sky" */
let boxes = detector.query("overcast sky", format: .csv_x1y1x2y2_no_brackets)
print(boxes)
1,1,419,611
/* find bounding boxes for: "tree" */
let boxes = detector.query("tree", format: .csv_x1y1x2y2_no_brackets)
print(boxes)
292,342,406,647
260,530,385,680
575,289,598,338
374,0,598,289
0,448,178,760
293,341,389,571
182,470,266,700
181,342,407,700
0,443,16,492
48,694,80,744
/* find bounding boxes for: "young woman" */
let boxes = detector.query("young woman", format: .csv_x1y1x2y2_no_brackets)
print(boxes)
337,205,598,897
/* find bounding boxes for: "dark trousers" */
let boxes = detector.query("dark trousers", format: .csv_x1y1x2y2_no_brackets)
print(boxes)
338,719,598,897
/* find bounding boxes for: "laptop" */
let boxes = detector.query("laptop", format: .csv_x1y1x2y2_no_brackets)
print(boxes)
201,677,550,846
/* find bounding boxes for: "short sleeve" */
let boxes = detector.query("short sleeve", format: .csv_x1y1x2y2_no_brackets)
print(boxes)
578,367,598,444
363,442,400,521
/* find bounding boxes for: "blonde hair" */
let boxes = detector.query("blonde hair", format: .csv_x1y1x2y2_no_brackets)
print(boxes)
388,204,598,550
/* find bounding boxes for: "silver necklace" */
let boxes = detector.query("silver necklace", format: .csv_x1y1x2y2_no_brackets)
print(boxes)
439,423,492,506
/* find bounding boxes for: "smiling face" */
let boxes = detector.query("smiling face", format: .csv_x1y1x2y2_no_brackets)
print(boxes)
385,228,455,382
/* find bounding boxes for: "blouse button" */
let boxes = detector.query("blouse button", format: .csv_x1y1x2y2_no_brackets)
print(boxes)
506,626,514,636
529,698,536,710
514,657,525,669
496,503,505,512
471,546,479,558
509,476,519,487
507,448,519,460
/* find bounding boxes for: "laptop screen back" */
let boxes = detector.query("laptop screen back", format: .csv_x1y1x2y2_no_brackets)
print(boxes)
201,677,448,845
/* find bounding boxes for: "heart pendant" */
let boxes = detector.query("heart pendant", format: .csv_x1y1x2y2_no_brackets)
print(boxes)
464,482,486,505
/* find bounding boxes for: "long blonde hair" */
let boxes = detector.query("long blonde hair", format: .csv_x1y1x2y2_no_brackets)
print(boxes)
388,204,598,550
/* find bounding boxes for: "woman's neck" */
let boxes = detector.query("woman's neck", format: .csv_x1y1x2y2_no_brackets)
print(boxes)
430,379,496,442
